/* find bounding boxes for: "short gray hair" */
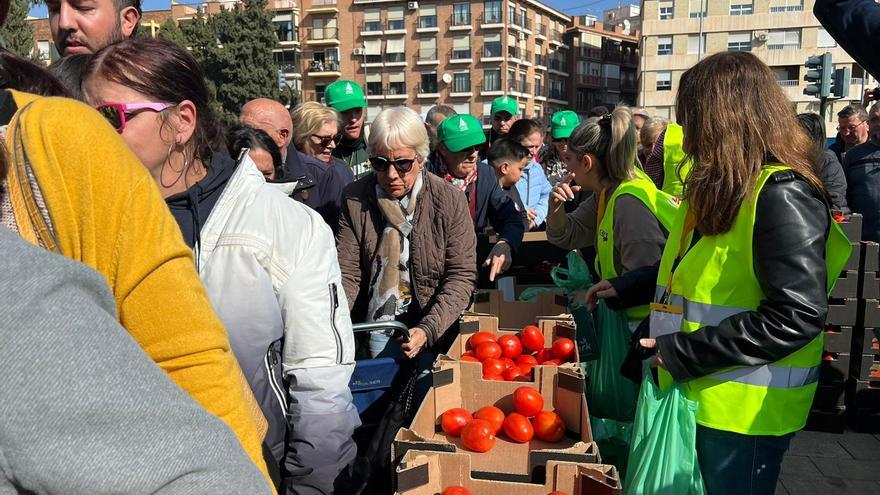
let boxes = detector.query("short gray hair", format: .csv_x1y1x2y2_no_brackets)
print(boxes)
369,106,430,158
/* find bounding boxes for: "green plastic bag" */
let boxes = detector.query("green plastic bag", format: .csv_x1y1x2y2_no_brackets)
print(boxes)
551,251,600,362
591,415,633,479
623,366,706,495
518,286,565,302
586,300,639,422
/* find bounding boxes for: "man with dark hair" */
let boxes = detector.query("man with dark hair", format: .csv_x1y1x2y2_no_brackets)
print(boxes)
844,102,880,242
831,104,870,163
588,105,609,117
46,0,141,56
488,137,531,230
425,104,456,152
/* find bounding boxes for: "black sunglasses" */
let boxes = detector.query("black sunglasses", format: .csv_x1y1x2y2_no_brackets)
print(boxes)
552,137,569,144
369,156,418,173
311,133,342,147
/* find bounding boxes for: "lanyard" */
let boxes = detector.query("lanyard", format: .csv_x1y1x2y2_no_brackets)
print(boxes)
661,208,698,304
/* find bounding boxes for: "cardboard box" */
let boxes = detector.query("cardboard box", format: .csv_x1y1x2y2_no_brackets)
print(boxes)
469,290,569,329
449,314,579,365
393,361,599,483
830,270,860,299
823,326,852,354
827,298,859,327
395,450,620,495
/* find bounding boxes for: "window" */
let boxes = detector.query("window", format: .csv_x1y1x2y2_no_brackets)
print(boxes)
657,36,672,56
768,30,801,51
316,84,327,104
419,37,437,61
275,20,294,41
452,35,471,59
454,72,471,92
388,72,406,95
363,39,382,63
453,3,470,25
769,0,803,13
508,4,516,24
484,68,501,91
311,17,337,40
453,102,470,115
535,74,542,95
363,10,381,32
818,28,837,48
656,71,672,91
688,0,705,18
420,72,438,93
727,32,752,52
484,0,502,23
484,33,502,57
658,1,673,20
385,38,406,63
387,6,405,31
419,4,437,28
367,105,383,122
519,70,528,93
507,33,518,59
730,3,754,15
36,41,51,62
366,73,382,95
520,8,528,28
687,34,706,54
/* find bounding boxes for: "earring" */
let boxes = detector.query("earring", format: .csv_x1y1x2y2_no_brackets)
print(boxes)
160,142,187,189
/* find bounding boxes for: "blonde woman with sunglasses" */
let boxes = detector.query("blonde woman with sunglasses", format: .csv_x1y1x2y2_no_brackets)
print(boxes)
291,101,355,184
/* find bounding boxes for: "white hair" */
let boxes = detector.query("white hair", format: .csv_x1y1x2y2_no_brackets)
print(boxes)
369,106,430,159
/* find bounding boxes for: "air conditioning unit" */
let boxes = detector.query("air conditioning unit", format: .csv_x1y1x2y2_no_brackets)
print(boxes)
353,47,365,55
519,31,526,41
407,1,419,10
755,30,768,41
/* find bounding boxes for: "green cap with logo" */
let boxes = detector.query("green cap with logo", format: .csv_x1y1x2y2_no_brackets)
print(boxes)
324,80,367,112
437,114,487,152
490,95,518,117
550,110,580,139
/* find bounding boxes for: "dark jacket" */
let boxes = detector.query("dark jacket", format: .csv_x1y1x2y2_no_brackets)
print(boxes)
425,154,525,253
336,171,478,347
819,149,850,213
332,157,356,185
333,134,371,179
165,153,235,251
503,184,530,231
285,144,345,233
814,0,880,78
609,172,832,382
843,140,880,241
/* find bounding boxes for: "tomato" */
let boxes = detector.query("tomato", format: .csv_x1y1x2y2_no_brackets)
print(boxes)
474,406,505,434
516,366,534,380
520,325,545,352
460,355,480,363
475,341,503,361
535,348,555,363
532,411,566,442
441,487,473,495
513,386,544,417
542,359,562,366
440,408,474,437
467,331,497,350
551,338,575,362
497,335,523,359
503,367,526,381
482,358,506,378
461,419,496,452
515,354,539,367
485,373,505,381
503,412,535,443
501,357,517,369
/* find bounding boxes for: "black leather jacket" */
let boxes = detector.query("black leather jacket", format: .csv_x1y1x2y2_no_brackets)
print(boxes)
610,171,832,382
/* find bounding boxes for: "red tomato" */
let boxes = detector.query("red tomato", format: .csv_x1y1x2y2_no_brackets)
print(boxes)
520,325,545,352
460,355,480,363
440,408,474,437
551,338,576,362
482,358,506,378
542,359,562,366
515,354,539,367
475,341,503,361
461,419,496,452
513,386,544,417
503,412,535,443
461,351,477,359
485,373,505,381
535,348,555,363
497,335,523,359
501,357,517,369
467,332,497,350
503,367,525,381
532,411,566,442
441,487,473,495
474,406,505,434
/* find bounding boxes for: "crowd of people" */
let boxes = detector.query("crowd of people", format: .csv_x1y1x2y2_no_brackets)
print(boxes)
1,0,878,494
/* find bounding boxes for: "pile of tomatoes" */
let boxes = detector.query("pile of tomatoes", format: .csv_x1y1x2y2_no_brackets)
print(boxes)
442,488,569,495
459,326,576,381
440,385,567,452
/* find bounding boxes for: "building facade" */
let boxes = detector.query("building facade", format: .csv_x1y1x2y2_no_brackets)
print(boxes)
566,15,640,115
640,0,873,133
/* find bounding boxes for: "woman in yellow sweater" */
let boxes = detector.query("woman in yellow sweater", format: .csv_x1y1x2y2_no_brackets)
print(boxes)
0,58,271,485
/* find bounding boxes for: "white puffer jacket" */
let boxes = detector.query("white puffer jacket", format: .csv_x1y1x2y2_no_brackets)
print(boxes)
197,152,358,493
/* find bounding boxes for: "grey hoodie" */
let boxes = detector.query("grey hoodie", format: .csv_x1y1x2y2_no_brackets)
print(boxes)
0,227,272,494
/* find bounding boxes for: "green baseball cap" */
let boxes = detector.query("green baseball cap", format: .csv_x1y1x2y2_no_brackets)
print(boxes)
324,80,367,112
550,110,580,139
490,95,518,117
437,114,487,152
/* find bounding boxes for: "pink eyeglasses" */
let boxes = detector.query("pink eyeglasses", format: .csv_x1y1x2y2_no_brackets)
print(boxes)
95,102,175,133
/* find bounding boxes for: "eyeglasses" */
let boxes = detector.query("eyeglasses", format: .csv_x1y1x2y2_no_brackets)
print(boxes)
95,102,175,133
838,121,867,133
311,134,342,148
369,155,418,173
450,145,479,155
552,137,569,144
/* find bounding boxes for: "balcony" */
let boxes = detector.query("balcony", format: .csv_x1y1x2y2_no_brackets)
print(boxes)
450,48,473,63
417,15,439,33
482,43,503,61
602,77,620,91
450,82,472,96
480,12,504,28
577,74,601,86
306,0,337,14
621,79,637,91
386,83,407,99
548,88,568,102
306,59,340,76
549,30,563,45
275,24,299,44
416,82,439,98
548,59,569,75
385,19,406,34
366,82,383,97
534,23,546,39
360,21,382,35
578,47,602,60
277,63,301,76
768,43,801,51
479,80,503,95
777,79,799,87
507,45,522,62
508,13,530,32
416,48,439,65
384,52,407,67
508,80,531,95
449,13,472,30
534,54,546,69
304,27,339,45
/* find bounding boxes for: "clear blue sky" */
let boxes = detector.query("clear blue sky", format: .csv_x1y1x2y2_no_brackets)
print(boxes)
30,0,634,19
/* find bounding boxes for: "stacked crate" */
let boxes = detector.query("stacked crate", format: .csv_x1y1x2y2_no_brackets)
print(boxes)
850,238,880,432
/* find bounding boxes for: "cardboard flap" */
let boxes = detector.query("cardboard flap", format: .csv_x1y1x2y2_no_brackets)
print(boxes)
396,460,430,492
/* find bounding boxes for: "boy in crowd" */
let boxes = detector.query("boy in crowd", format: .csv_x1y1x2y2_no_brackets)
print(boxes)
488,137,532,231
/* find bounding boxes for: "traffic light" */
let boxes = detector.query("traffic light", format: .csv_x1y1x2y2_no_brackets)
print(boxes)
831,66,851,99
804,52,832,98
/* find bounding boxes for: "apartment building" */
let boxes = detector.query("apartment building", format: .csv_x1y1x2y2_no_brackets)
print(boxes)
300,0,572,124
640,0,873,134
566,15,640,115
603,3,641,35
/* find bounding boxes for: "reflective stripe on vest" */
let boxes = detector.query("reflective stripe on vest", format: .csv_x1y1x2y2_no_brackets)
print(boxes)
654,286,750,328
710,365,820,389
